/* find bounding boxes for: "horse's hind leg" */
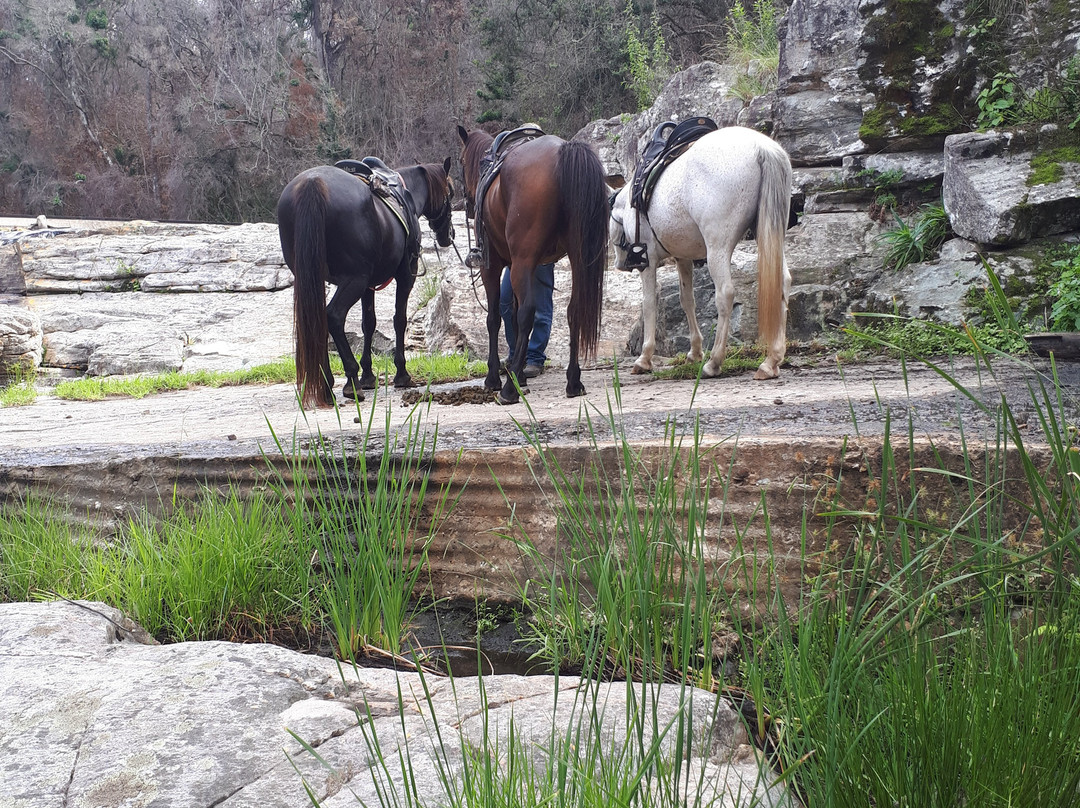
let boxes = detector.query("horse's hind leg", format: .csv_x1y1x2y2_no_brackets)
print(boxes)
500,261,538,405
326,277,365,400
482,262,504,394
702,245,736,378
676,258,704,363
391,268,416,389
358,287,378,390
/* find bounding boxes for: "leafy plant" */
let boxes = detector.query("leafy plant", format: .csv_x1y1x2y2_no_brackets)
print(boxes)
976,71,1019,129
856,166,905,211
623,0,671,110
1047,244,1080,331
714,0,780,102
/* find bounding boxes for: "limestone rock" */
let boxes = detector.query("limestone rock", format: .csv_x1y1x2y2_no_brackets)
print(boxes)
17,221,290,294
0,600,790,808
0,299,42,372
943,127,1080,247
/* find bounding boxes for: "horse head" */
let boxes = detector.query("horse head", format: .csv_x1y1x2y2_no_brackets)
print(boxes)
607,185,653,271
423,156,456,248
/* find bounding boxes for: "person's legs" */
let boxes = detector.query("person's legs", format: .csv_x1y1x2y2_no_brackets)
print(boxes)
499,266,516,363
526,262,555,367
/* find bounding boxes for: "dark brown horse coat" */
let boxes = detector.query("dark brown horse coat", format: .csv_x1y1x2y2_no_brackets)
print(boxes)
458,126,608,404
277,159,454,408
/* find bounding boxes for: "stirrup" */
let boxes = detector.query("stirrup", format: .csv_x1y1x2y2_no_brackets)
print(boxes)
624,242,649,270
464,248,483,269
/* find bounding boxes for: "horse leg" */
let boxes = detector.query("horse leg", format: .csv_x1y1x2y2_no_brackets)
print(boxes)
754,257,791,380
358,287,379,390
703,246,736,378
392,270,416,389
482,262,504,393
499,262,537,405
632,265,659,374
566,306,585,398
326,277,365,401
676,258,704,363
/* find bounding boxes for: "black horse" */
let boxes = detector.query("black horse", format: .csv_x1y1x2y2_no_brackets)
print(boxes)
277,158,455,408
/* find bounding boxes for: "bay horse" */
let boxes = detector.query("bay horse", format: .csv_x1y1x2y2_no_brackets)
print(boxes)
277,158,454,408
609,126,792,380
457,125,608,405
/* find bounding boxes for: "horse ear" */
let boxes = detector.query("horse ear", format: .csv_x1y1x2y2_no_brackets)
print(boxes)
443,156,452,173
457,125,469,145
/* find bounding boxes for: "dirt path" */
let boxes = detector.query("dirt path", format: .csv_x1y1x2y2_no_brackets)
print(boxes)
2,355,1074,463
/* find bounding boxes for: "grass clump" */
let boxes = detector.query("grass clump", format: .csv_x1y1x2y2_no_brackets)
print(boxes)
0,398,451,659
879,202,951,270
0,365,37,407
651,345,765,380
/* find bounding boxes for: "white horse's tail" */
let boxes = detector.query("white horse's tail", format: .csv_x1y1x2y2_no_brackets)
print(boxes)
755,144,792,349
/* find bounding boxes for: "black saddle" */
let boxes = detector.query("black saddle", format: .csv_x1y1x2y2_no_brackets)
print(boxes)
335,157,421,263
630,116,719,213
473,124,545,219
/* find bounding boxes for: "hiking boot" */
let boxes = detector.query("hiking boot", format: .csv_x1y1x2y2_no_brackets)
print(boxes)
523,363,545,379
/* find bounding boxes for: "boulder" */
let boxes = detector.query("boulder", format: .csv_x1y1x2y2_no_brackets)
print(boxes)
0,600,789,808
575,61,748,183
0,299,42,372
30,290,295,374
943,127,1080,247
17,221,291,294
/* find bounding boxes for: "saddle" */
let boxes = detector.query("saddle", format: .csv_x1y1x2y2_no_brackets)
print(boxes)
335,157,421,280
465,124,545,269
623,116,719,269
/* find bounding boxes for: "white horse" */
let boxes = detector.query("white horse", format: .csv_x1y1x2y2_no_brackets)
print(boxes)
609,126,793,379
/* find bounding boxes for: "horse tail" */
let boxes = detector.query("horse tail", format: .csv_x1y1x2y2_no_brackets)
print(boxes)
290,176,334,408
755,143,792,350
557,140,608,360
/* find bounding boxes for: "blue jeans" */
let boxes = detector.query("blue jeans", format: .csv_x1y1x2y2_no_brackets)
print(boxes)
501,262,554,365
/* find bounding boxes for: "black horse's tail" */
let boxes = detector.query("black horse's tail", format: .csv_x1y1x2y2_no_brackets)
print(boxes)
290,176,334,408
557,140,608,361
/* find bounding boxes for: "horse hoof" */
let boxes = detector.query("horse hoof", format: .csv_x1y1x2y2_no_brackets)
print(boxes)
393,376,416,390
359,378,377,391
753,367,779,380
702,361,723,378
342,389,365,402
566,384,586,398
495,392,518,405
630,364,650,375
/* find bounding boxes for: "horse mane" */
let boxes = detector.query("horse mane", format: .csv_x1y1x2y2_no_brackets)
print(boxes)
461,130,494,195
413,163,441,215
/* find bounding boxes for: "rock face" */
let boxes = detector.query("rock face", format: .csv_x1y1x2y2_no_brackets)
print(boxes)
0,600,790,808
944,127,1080,246
571,0,1080,349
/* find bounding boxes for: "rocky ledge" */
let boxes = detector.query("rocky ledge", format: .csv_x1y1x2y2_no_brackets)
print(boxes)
0,600,790,808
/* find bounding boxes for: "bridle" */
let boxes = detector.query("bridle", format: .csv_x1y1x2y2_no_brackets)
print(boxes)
610,189,651,270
